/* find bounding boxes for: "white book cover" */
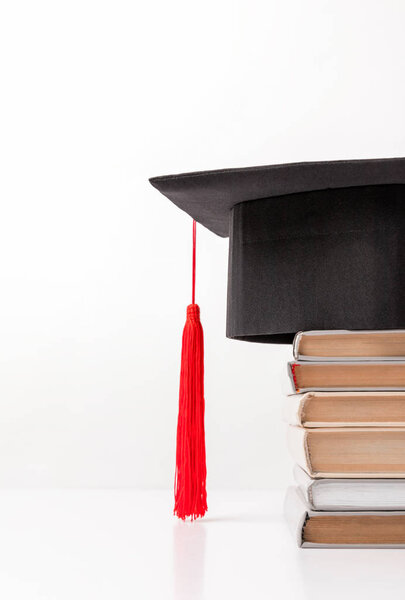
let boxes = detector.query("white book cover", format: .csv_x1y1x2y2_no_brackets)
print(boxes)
284,486,405,548
283,393,305,426
293,465,405,510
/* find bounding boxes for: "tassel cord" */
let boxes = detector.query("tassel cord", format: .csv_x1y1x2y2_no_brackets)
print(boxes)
192,219,196,305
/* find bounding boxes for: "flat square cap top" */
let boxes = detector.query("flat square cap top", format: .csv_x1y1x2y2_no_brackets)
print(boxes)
149,157,405,237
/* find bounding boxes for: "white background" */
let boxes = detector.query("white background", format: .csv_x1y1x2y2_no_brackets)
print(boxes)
1,3,405,599
1,0,405,493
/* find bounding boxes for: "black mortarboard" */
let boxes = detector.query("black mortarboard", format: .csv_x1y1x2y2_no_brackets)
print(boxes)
150,157,405,344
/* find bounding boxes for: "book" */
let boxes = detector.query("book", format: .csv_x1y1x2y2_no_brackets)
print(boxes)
284,391,405,427
287,425,405,477
293,465,405,510
288,361,405,392
284,486,405,548
293,330,405,361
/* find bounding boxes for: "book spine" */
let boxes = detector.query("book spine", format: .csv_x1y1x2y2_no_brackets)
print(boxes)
287,362,299,392
287,426,313,475
283,487,308,548
292,331,302,360
283,394,306,426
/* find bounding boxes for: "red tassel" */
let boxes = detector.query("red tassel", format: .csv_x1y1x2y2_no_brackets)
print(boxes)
174,221,207,520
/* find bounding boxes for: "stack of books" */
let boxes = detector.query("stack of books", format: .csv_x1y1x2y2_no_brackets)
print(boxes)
284,330,405,548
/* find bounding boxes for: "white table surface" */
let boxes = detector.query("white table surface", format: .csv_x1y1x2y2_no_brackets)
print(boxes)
0,489,404,599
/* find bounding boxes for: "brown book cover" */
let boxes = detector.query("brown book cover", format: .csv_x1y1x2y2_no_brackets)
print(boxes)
288,361,405,392
287,426,405,478
284,391,405,427
285,486,405,547
293,330,405,361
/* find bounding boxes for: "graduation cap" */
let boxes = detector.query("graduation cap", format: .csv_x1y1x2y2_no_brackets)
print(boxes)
149,157,405,519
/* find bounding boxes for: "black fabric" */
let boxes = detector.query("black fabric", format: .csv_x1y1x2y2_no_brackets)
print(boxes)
149,158,405,237
226,185,405,343
150,159,405,344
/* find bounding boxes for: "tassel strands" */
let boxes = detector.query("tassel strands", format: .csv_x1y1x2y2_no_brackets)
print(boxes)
174,220,207,520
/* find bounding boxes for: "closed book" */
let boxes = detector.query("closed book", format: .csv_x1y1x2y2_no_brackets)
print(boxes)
284,486,405,548
284,391,405,427
293,465,405,511
287,425,405,478
293,330,405,361
288,361,405,392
